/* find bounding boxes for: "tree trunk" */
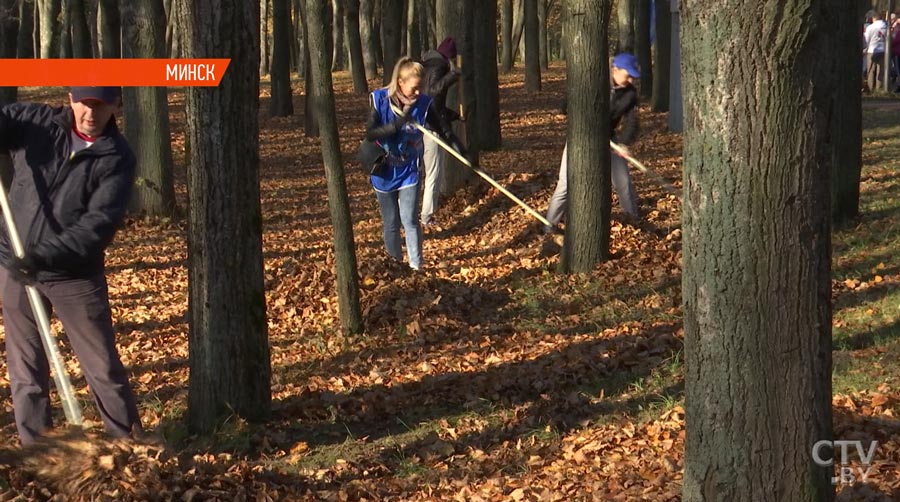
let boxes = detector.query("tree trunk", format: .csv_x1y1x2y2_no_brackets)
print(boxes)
436,0,476,193
97,0,120,57
17,0,34,58
560,0,611,272
472,0,501,150
121,0,176,218
69,0,92,57
831,1,863,223
345,0,368,93
380,0,401,85
38,0,61,58
260,0,270,75
405,0,419,58
59,0,72,58
616,0,634,53
303,0,364,335
373,0,383,68
650,0,670,112
32,0,39,58
681,2,838,501
538,0,548,69
633,0,652,99
270,0,294,116
359,0,377,78
523,0,540,91
511,0,524,63
331,0,344,70
298,0,319,136
177,0,271,435
500,0,513,71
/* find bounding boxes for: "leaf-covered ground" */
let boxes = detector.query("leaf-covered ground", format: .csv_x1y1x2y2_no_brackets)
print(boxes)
0,68,898,501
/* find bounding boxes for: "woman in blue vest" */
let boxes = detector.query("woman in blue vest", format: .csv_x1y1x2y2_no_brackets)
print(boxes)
366,56,463,272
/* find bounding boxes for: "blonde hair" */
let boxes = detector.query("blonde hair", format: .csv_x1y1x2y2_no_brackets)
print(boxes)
387,57,423,98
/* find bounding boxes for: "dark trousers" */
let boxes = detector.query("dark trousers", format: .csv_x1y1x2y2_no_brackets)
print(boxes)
0,269,140,445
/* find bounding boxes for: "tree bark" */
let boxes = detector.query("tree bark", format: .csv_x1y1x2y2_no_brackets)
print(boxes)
331,0,344,70
59,0,72,58
38,0,61,58
345,0,368,93
304,0,364,335
16,0,34,58
97,0,120,57
650,0,670,112
523,0,541,91
538,0,548,69
633,0,652,99
380,0,401,85
831,1,863,223
121,0,176,218
472,0,501,150
177,0,271,435
405,0,419,58
511,0,524,63
616,0,634,53
500,0,513,71
69,0,92,57
681,2,837,500
298,0,319,136
260,0,270,75
560,0,611,272
359,0,377,78
270,0,294,116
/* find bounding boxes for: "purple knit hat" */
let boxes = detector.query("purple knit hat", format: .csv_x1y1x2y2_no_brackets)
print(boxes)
437,37,457,60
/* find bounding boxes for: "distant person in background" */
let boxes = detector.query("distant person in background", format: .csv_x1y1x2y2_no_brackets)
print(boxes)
544,53,642,234
419,37,464,227
864,11,888,92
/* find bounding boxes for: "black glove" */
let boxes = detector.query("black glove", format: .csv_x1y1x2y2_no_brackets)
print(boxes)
5,254,40,285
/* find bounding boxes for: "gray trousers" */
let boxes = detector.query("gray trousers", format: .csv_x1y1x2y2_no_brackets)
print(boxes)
420,134,445,224
545,142,639,226
0,269,141,445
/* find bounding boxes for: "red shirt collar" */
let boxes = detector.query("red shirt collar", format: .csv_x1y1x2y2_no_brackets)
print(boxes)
71,124,100,142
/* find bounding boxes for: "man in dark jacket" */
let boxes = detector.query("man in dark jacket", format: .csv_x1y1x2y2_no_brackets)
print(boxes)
419,37,462,226
0,86,142,445
544,53,642,233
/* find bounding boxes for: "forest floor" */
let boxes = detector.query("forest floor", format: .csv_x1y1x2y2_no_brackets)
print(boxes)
0,65,898,501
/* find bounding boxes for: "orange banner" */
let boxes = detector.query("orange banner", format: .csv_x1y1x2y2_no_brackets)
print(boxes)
0,59,231,86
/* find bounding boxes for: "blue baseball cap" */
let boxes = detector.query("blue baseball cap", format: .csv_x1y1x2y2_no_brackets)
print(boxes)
70,86,121,104
612,53,641,78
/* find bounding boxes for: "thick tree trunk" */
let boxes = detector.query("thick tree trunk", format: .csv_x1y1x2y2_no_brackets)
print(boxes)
523,0,540,91
538,0,548,69
681,2,838,501
298,0,319,136
331,0,344,70
405,0,419,59
380,0,401,85
178,0,271,435
69,0,92,57
304,0,364,335
472,0,501,150
616,0,634,53
38,0,61,58
650,0,670,112
16,0,34,58
260,0,270,75
345,0,368,93
97,0,120,57
560,0,611,272
633,0,652,99
500,0,513,71
121,0,176,218
292,0,302,73
359,0,377,79
270,0,294,116
831,1,863,223
511,0,524,63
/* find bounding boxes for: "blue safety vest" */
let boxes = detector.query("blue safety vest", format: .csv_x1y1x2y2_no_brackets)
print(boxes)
369,88,431,193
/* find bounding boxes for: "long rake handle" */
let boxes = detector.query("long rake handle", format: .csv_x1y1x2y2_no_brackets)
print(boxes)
0,179,83,426
391,104,552,228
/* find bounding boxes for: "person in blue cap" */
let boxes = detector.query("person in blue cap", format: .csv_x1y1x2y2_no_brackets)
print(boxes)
544,53,643,233
0,86,142,445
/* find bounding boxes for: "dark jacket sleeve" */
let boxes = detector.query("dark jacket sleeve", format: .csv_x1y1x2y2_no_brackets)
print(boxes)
616,107,639,145
432,68,460,100
33,150,136,268
365,106,400,141
0,103,39,151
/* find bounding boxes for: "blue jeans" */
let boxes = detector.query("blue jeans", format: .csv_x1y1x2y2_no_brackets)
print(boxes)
375,185,422,269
